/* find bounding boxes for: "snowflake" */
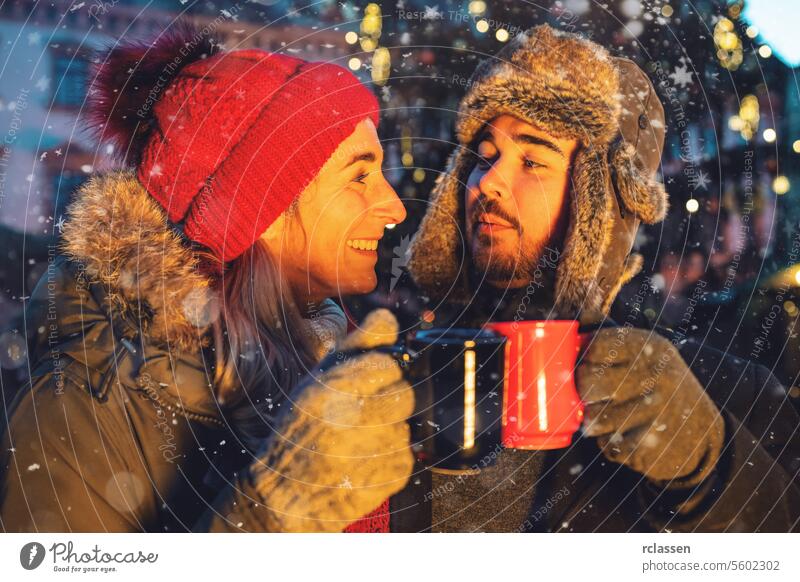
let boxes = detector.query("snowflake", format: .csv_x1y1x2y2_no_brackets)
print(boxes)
633,229,651,249
423,4,443,19
689,170,710,191
149,164,163,177
340,475,353,489
27,32,41,46
669,64,694,88
35,76,50,92
54,216,66,234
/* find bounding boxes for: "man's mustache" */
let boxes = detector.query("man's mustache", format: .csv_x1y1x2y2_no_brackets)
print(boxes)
469,196,522,233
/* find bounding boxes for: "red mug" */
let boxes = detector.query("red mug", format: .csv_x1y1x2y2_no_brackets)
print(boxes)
485,320,586,450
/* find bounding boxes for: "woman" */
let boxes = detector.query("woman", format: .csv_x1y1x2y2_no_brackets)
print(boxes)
0,27,412,532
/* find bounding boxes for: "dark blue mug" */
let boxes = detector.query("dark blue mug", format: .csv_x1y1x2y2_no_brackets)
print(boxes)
382,328,506,474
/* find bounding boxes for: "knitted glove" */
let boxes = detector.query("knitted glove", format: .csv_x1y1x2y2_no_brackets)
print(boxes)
576,327,725,488
249,309,414,532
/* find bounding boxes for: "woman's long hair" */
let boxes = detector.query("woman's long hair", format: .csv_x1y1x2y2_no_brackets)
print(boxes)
200,223,319,453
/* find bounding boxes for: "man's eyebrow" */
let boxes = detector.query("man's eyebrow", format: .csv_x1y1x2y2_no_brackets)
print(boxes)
343,151,377,168
512,132,565,158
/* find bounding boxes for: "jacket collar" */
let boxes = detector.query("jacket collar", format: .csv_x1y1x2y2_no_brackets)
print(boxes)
56,171,347,422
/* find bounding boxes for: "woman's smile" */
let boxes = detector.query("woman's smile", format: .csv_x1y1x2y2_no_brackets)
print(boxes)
346,238,380,251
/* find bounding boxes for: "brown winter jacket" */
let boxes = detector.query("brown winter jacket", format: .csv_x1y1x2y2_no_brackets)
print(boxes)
0,171,328,532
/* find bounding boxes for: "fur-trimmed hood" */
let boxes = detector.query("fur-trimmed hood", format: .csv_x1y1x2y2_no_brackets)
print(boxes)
407,25,668,323
59,170,347,358
60,170,216,352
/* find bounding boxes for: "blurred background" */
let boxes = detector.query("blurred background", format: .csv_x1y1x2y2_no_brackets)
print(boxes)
0,0,798,391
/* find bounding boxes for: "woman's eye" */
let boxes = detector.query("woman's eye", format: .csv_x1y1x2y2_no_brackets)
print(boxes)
353,173,369,184
524,158,541,169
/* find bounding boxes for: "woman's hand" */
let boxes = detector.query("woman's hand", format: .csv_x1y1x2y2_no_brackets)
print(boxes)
249,309,414,532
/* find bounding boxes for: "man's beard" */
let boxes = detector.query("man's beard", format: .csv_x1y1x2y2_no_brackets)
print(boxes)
472,233,548,282
468,197,557,285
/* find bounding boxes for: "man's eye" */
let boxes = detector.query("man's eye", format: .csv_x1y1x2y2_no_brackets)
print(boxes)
476,141,497,165
353,173,369,184
524,158,542,169
477,156,492,169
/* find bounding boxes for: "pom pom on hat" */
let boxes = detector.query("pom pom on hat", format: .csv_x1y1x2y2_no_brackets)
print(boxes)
86,21,220,164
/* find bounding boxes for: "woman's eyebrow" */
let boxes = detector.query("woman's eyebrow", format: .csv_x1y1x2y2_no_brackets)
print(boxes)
343,152,377,168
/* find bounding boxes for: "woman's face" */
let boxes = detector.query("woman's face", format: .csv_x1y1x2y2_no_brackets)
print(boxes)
262,119,406,304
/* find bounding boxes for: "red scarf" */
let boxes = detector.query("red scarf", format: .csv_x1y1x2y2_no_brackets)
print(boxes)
343,499,391,532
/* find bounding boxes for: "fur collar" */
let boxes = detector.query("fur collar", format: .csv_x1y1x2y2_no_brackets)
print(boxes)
60,170,214,352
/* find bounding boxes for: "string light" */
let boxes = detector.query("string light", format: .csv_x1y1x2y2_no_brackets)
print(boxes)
344,31,358,45
758,45,773,58
371,47,391,86
476,19,489,33
686,199,700,213
714,17,743,70
792,140,800,153
732,94,759,141
773,175,790,195
468,1,486,16
347,57,361,71
360,3,382,53
763,128,777,143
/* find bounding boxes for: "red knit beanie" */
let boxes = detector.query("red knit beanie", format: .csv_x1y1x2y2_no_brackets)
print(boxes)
88,26,379,262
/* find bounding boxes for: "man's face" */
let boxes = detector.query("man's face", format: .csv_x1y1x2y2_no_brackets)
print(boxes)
464,115,578,288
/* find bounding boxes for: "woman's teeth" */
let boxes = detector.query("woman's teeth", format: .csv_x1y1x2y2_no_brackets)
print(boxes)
346,239,379,251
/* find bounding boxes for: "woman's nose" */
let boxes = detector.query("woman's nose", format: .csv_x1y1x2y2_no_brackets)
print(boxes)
374,174,407,225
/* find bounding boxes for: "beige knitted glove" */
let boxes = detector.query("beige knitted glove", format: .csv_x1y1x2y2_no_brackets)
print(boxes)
576,327,725,488
249,309,414,532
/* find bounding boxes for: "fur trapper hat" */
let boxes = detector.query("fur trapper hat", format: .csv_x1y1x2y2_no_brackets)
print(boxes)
407,25,667,323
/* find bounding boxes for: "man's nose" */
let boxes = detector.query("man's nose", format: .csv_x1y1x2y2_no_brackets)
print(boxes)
477,159,512,201
372,172,407,225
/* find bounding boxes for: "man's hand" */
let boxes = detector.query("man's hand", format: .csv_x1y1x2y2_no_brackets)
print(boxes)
249,309,414,532
576,327,724,488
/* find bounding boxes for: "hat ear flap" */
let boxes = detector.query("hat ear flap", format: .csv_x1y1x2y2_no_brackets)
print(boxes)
600,252,643,315
610,142,668,224
554,146,614,317
407,147,473,302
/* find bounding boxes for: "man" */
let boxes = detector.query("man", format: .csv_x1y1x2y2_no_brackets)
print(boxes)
402,25,800,532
